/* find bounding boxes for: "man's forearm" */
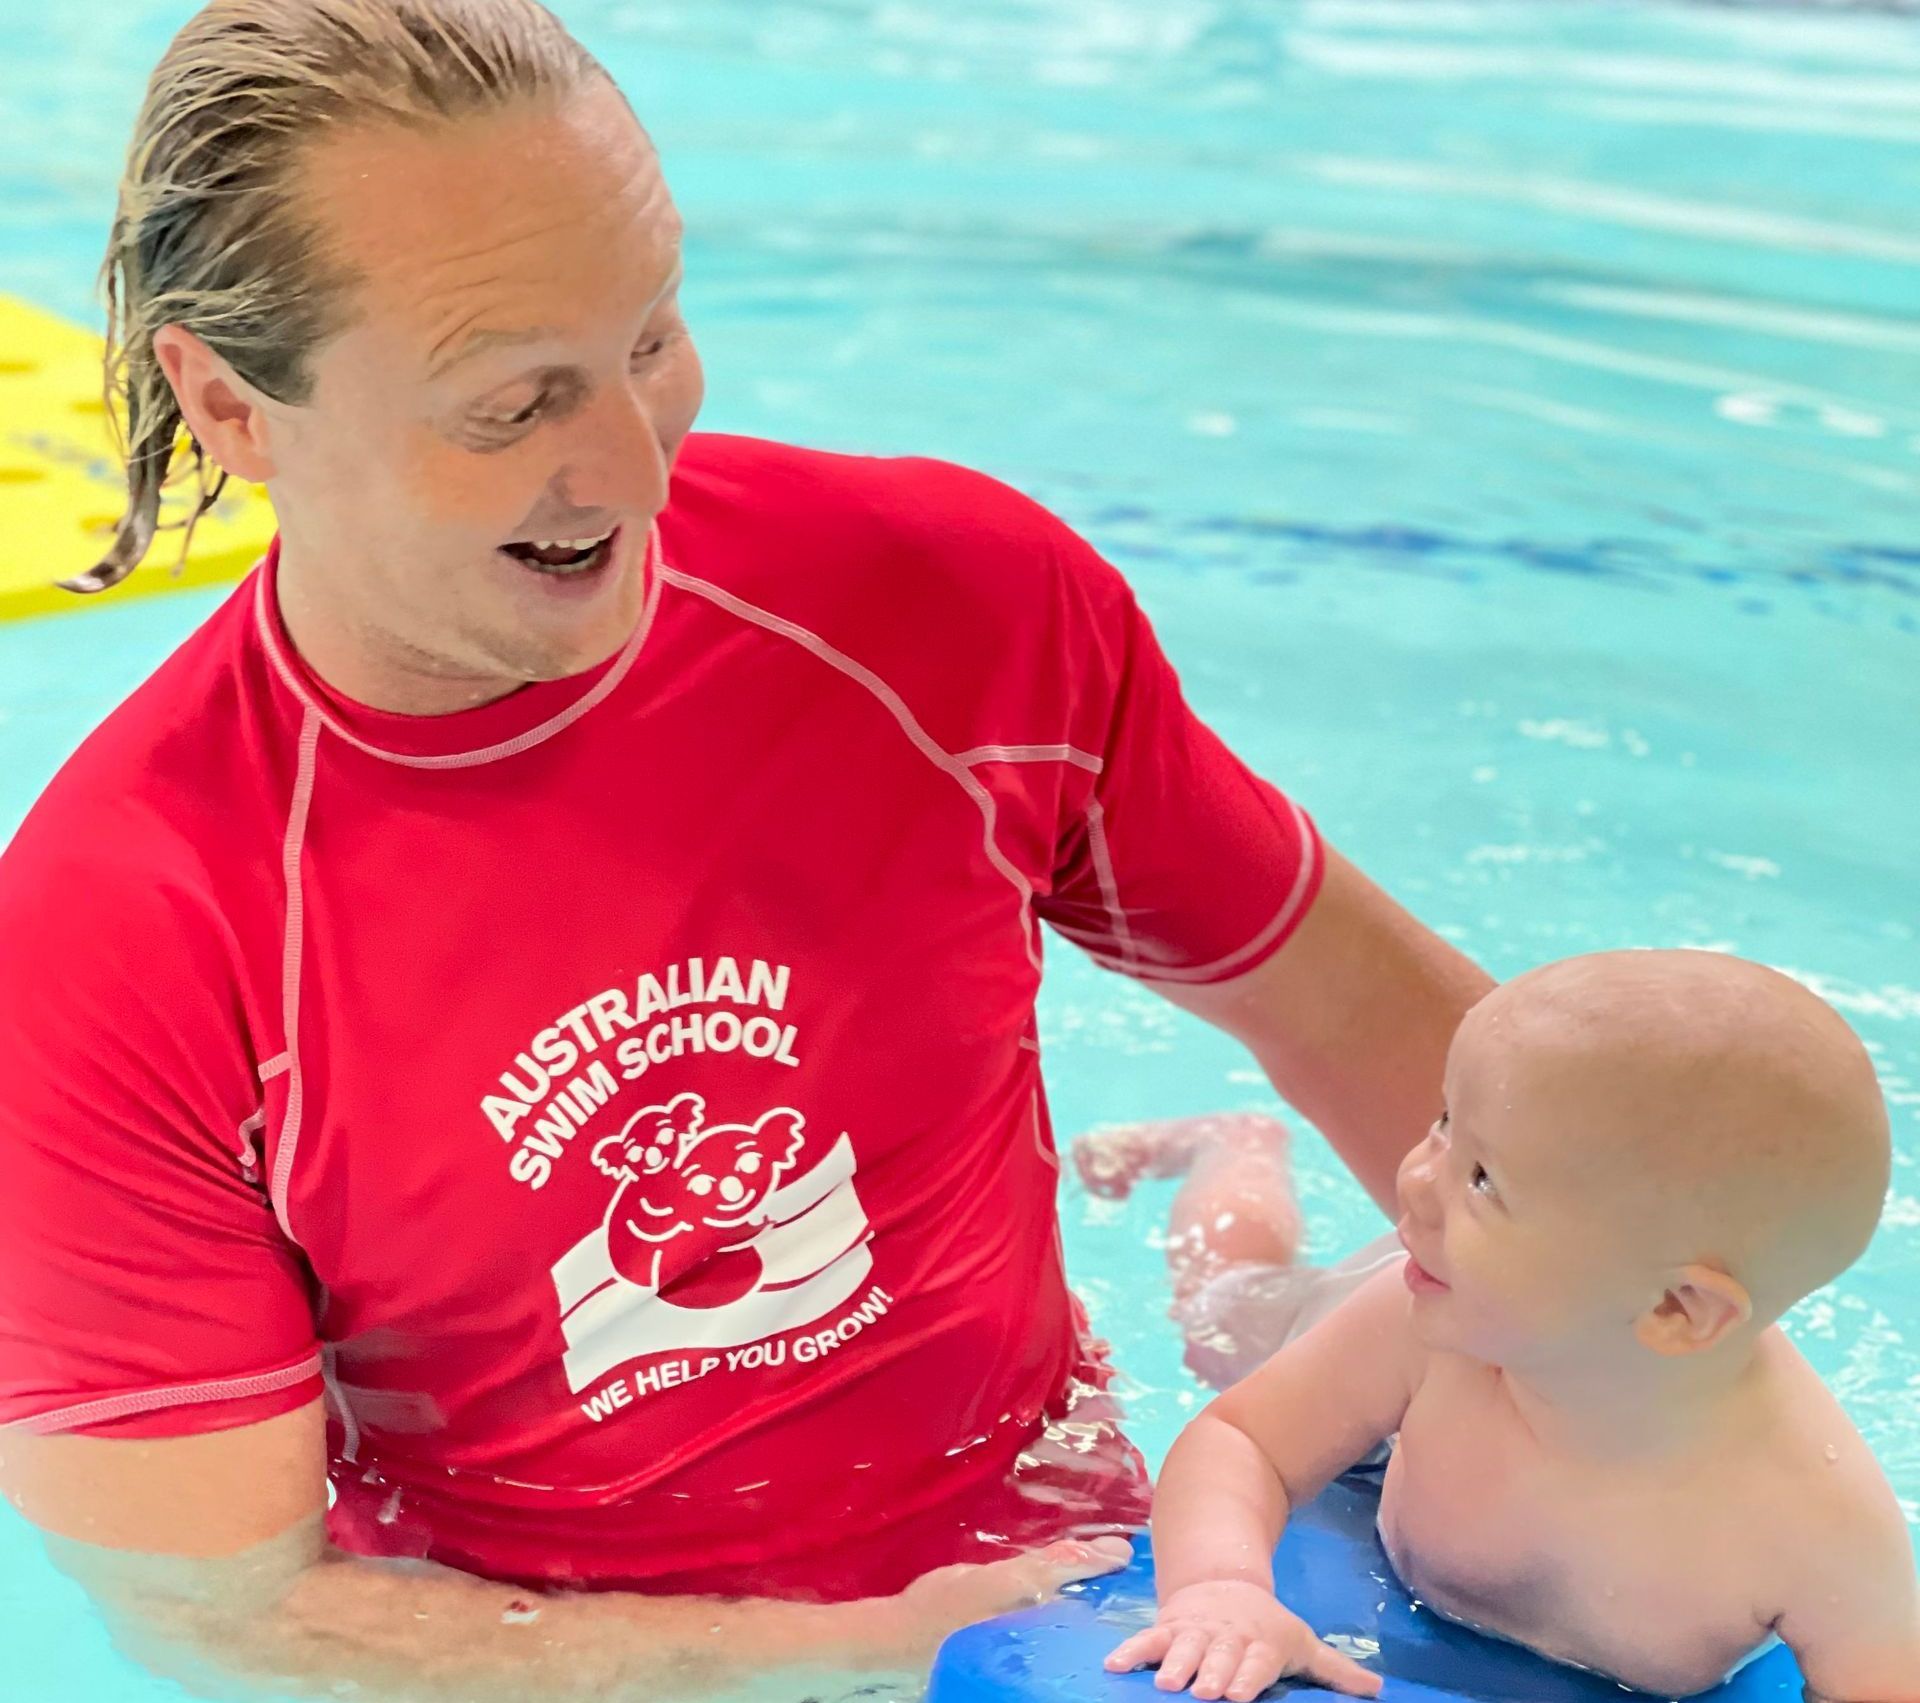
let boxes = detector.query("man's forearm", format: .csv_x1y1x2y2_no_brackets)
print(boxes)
61,1528,902,1703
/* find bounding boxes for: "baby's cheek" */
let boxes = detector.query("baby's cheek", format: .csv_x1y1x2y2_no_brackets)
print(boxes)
1448,1243,1524,1329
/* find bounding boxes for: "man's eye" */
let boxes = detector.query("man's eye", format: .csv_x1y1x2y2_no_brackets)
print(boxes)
1470,1164,1499,1199
488,394,546,428
472,393,546,434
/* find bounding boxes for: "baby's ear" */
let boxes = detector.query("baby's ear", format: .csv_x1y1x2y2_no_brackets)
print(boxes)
1635,1264,1753,1357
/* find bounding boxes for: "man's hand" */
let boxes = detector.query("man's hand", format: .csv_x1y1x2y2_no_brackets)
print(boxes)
0,1403,1136,1701
1106,1578,1381,1701
872,1537,1136,1665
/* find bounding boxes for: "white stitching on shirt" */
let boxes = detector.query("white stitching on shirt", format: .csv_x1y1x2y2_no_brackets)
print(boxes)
1031,1085,1059,1174
2,1354,323,1436
1080,797,1322,984
268,709,321,1240
252,528,663,771
659,565,1046,975
320,1333,361,1465
958,745,1131,968
955,743,1104,774
1082,798,1138,971
235,1106,267,1176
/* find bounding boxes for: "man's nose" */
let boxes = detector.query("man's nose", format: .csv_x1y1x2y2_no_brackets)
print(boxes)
557,386,671,522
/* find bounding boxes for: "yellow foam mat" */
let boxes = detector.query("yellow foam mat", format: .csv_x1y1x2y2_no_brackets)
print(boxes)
0,293,275,623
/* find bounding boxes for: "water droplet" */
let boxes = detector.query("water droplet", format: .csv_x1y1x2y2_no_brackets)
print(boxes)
1823,1443,1840,1463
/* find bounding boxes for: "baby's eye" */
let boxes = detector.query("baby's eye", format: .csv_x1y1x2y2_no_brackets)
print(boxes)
1469,1163,1500,1200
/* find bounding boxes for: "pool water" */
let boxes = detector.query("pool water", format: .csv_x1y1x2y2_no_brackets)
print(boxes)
2,1,1917,1697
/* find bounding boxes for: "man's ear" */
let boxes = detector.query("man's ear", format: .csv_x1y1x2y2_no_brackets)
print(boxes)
152,324,281,484
1635,1263,1753,1357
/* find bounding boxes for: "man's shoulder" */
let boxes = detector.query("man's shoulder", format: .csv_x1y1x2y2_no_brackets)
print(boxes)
666,433,1129,615
660,435,1141,728
0,579,273,937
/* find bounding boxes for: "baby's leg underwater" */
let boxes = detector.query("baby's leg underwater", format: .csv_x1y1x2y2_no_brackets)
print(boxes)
1072,1114,1308,1388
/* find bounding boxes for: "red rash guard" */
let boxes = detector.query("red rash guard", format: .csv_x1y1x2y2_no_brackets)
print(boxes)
0,436,1322,1597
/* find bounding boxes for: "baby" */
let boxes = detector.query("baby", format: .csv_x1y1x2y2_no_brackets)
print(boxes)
1092,951,1920,1702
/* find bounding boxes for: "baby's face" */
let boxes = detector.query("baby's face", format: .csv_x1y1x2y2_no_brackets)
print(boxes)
1395,998,1664,1371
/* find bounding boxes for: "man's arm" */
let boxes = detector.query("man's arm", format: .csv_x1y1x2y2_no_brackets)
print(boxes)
1,1402,1126,1702
1151,846,1492,1213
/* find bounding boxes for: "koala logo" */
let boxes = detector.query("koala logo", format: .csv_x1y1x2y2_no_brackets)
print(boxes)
590,1093,806,1305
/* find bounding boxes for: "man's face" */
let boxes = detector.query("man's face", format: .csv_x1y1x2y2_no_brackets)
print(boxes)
266,77,704,697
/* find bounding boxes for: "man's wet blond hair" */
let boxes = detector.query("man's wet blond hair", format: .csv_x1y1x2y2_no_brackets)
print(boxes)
74,0,604,594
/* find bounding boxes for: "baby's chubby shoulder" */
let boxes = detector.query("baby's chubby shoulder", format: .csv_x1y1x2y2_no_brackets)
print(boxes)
1746,1336,1920,1698
1748,1331,1908,1567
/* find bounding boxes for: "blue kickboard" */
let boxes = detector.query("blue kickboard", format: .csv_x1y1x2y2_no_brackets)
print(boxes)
927,1474,1802,1702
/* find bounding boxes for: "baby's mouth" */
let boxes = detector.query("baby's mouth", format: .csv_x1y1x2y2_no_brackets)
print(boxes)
1398,1229,1450,1292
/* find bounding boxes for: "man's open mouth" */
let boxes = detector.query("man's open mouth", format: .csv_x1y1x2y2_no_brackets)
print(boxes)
499,527,620,576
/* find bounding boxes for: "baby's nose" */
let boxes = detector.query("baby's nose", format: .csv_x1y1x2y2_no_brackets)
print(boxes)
1396,1140,1440,1216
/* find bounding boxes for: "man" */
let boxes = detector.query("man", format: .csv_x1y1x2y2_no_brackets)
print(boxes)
0,3,1488,1696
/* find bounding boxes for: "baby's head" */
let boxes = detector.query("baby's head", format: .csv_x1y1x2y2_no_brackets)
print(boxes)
1396,950,1889,1376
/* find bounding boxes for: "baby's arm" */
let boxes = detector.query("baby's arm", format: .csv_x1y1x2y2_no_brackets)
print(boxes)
1106,1264,1423,1701
1775,1450,1920,1703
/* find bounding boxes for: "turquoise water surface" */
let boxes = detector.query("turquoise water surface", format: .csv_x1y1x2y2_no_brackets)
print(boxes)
2,2,1917,1697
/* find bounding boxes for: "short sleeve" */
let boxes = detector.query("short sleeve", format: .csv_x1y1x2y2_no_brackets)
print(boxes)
0,844,322,1439
1032,520,1325,984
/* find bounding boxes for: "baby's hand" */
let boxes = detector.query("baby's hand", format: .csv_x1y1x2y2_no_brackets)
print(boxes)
1105,1579,1382,1701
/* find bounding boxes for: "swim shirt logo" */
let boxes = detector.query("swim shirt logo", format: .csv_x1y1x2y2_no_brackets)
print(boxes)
590,1091,805,1298
550,1092,873,1392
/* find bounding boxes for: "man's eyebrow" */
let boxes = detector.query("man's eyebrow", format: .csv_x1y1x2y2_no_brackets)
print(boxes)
426,324,565,383
424,265,687,382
